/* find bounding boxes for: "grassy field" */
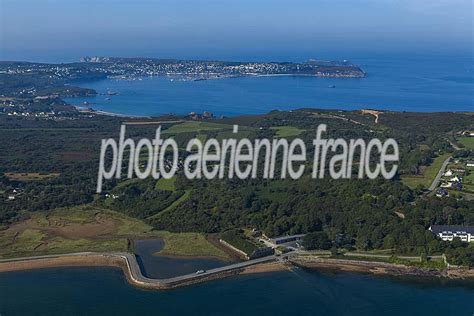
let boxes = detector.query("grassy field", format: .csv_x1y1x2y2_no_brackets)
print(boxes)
401,153,451,189
463,172,474,193
155,177,177,191
458,137,474,150
162,121,231,134
148,190,191,220
220,230,259,255
270,126,304,137
5,172,60,181
0,227,129,258
465,172,474,183
0,205,228,260
153,231,230,260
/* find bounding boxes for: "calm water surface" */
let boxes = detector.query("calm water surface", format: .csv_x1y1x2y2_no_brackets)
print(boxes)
66,56,474,116
134,239,231,279
25,54,474,315
1,267,473,315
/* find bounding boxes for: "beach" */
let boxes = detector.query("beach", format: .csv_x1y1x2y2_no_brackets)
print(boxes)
1,252,473,292
0,252,286,290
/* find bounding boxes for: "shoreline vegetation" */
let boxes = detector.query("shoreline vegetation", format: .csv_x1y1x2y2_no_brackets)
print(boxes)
0,206,233,262
2,205,473,288
0,252,472,291
1,109,473,290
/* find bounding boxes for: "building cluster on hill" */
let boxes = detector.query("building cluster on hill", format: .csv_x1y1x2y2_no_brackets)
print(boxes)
436,157,474,197
429,225,474,243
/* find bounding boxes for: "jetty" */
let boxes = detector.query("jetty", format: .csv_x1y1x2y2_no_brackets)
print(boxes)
0,252,279,289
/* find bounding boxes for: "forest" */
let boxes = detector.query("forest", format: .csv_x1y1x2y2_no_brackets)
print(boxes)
0,108,473,265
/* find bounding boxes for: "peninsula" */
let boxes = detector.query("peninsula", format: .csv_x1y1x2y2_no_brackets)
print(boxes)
0,57,365,101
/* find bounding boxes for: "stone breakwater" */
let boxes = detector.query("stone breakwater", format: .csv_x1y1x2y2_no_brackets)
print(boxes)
0,252,284,290
2,252,471,289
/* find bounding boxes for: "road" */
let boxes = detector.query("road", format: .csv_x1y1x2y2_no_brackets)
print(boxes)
116,252,279,287
428,156,452,192
0,250,448,288
344,252,443,261
159,255,277,285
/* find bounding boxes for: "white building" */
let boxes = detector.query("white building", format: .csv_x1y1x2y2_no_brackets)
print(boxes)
429,225,474,242
269,234,306,247
443,170,453,177
449,176,461,183
467,161,474,168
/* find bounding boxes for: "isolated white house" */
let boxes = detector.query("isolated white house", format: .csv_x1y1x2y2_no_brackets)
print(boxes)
444,170,453,177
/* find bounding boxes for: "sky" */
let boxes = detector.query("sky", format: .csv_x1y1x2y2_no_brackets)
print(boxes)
0,0,472,62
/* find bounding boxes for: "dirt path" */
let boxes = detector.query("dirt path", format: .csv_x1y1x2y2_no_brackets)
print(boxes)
447,138,461,151
361,109,382,124
310,112,369,127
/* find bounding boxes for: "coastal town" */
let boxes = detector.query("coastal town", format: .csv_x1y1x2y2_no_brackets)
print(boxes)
432,132,474,198
0,57,365,101
78,56,366,80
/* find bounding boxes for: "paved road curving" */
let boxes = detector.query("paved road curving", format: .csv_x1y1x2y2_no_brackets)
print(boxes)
428,156,452,192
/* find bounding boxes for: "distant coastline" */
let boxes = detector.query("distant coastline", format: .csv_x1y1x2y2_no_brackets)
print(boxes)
63,55,474,117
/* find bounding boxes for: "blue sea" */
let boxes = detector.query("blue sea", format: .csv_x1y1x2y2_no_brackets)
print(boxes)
4,54,474,315
66,55,474,116
1,267,473,316
134,239,231,279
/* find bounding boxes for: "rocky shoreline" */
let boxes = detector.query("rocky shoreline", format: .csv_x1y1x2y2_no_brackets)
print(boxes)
0,253,472,292
289,256,474,280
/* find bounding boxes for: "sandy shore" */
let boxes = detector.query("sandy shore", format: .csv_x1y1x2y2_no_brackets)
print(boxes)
0,253,285,290
241,261,289,274
74,106,148,118
0,254,283,275
0,254,127,274
1,253,472,291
